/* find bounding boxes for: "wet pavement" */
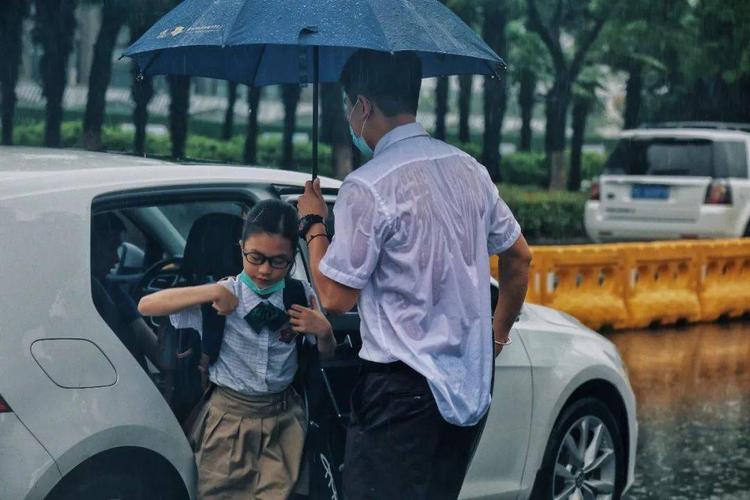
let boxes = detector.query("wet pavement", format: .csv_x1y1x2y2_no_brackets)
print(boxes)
609,319,750,499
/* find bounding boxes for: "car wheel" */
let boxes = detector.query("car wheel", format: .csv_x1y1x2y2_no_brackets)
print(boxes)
532,397,625,500
47,462,167,500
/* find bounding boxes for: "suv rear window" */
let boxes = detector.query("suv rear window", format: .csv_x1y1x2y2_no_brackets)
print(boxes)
604,138,748,178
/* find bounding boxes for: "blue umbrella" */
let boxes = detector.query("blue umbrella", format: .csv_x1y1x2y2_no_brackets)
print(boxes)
123,0,505,177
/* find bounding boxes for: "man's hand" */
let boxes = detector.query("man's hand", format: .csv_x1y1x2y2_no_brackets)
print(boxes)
493,329,511,358
212,284,239,315
298,178,328,219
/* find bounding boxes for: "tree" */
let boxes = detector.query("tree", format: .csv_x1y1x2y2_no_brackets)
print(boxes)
82,0,129,150
244,86,261,164
281,84,301,169
568,67,602,191
507,19,549,151
481,0,509,181
526,0,615,189
128,0,172,155
434,76,449,140
222,81,238,140
321,82,352,178
0,0,28,145
168,75,190,159
448,0,478,144
33,0,78,147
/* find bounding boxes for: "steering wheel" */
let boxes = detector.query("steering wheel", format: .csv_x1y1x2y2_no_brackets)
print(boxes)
136,256,184,297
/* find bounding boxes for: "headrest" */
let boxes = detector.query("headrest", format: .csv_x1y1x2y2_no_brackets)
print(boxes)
181,213,244,284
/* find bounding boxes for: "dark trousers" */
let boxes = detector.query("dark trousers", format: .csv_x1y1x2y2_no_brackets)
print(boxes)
342,361,487,500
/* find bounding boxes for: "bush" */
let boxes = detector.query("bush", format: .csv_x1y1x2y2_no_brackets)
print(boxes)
12,121,334,177
502,152,548,187
499,184,588,243
581,151,606,181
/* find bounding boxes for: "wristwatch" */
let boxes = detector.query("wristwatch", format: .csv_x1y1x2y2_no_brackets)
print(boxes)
298,214,326,238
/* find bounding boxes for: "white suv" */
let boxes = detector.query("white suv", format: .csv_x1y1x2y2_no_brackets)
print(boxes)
585,123,750,242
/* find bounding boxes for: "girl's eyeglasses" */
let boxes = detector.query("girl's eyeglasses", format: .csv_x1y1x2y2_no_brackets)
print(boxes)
240,248,293,269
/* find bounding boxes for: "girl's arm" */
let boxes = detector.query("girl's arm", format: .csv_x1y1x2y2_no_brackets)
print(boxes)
138,284,238,317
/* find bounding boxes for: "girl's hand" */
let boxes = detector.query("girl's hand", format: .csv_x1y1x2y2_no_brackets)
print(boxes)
287,296,332,338
212,284,239,315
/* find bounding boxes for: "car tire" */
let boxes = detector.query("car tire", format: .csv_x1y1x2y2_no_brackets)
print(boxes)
531,397,626,500
47,459,179,500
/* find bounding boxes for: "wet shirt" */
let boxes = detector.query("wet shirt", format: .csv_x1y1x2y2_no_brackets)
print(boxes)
169,276,316,396
320,123,521,426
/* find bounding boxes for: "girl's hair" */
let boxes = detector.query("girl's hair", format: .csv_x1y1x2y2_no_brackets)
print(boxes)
241,199,299,252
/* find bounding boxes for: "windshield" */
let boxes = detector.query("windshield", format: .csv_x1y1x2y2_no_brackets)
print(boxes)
603,138,747,177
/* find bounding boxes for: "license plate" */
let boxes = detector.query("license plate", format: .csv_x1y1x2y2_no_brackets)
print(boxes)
632,184,669,200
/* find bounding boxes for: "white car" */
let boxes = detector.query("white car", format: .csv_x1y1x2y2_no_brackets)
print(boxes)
585,123,750,242
1,147,636,500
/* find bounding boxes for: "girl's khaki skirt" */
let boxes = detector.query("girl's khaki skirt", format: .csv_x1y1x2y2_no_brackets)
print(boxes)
189,385,307,500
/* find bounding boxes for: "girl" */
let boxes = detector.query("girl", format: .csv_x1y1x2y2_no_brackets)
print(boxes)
138,199,335,499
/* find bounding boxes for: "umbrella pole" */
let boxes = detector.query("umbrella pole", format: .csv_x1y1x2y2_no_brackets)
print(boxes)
312,46,320,180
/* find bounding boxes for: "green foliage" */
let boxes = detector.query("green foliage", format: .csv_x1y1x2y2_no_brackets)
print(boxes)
499,184,588,243
501,152,548,187
581,151,606,180
12,121,334,177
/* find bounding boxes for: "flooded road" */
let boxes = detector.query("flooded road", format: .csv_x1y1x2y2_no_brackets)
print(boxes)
610,319,750,499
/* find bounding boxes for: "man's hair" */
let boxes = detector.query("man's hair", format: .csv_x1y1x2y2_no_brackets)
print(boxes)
92,212,126,240
340,49,422,117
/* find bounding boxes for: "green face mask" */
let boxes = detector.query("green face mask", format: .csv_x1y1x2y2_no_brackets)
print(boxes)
239,271,286,297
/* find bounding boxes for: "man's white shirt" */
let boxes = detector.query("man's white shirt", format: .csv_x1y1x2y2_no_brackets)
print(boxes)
320,122,521,426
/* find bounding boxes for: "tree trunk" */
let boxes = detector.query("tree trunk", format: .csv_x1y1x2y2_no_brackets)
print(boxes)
0,0,27,145
82,0,128,150
281,84,301,169
568,96,590,191
481,0,508,181
518,68,536,151
131,73,153,156
322,83,352,178
434,76,449,140
320,82,337,145
457,74,472,143
168,75,190,160
244,86,261,164
545,75,571,190
222,81,238,140
623,63,642,129
33,0,78,148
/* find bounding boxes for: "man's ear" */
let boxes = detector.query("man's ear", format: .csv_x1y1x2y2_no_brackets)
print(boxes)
359,95,373,120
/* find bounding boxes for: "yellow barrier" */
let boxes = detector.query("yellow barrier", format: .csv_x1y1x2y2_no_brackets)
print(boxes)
623,242,702,328
699,239,750,321
491,238,750,330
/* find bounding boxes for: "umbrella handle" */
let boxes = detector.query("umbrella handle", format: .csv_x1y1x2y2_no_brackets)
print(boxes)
312,46,319,180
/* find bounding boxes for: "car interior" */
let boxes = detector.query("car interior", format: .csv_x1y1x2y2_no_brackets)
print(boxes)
90,194,358,496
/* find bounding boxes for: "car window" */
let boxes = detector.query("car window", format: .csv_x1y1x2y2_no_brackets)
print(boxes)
713,141,748,178
604,137,748,178
159,201,248,239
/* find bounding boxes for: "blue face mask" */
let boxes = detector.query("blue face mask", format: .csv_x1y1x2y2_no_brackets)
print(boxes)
239,271,286,297
348,98,373,156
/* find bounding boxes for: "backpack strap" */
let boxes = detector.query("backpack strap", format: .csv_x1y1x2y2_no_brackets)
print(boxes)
201,302,227,365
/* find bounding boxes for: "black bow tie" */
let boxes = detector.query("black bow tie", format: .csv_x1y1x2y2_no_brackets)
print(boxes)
244,302,289,332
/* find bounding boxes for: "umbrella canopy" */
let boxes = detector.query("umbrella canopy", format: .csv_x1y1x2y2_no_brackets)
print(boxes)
124,0,505,86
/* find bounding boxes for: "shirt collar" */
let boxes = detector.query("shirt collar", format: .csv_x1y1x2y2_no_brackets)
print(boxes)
373,122,430,157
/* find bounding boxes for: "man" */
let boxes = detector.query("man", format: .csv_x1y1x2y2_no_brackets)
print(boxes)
91,213,161,370
297,49,532,499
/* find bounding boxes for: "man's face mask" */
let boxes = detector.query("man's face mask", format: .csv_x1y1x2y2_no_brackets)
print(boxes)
348,97,373,157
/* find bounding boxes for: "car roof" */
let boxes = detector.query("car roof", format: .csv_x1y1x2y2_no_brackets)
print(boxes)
617,128,750,141
0,146,341,199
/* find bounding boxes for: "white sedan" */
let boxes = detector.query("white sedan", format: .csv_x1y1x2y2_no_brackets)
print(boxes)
0,147,636,499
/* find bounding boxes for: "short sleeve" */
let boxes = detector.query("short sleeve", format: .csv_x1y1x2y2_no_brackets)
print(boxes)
169,306,203,335
487,186,521,255
320,180,390,290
